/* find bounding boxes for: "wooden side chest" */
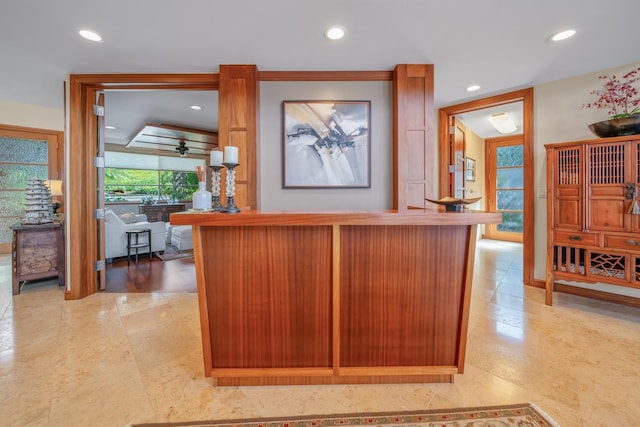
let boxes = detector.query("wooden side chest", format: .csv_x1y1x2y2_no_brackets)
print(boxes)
11,219,65,295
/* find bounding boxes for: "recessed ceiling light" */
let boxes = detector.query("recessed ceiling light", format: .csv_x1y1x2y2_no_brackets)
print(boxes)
78,30,102,42
466,85,481,92
105,125,116,130
550,29,576,42
325,26,345,40
190,105,202,111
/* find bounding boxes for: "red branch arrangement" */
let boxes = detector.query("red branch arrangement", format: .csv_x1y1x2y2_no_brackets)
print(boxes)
581,66,640,119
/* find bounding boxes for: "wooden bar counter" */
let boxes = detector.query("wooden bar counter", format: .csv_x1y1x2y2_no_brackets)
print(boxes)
170,209,501,386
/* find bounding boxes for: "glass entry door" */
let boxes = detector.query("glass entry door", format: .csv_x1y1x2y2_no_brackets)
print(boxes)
0,125,62,253
486,136,524,242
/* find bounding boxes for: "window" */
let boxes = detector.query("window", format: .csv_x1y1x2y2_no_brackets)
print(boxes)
103,151,205,203
105,168,199,202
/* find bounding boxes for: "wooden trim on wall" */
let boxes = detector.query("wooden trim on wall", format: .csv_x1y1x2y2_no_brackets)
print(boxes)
68,73,219,88
259,71,393,82
438,88,535,286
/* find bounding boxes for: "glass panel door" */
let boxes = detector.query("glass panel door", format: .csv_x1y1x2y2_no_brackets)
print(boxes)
486,138,524,242
0,128,56,253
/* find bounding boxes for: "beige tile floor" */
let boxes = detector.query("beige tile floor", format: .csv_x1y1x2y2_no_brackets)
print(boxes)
2,240,640,427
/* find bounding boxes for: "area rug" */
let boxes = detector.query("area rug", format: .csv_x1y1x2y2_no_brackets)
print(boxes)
155,245,194,261
131,403,560,427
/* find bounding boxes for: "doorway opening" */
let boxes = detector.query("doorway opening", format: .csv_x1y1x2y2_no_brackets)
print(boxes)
67,74,219,298
99,88,217,292
438,88,535,286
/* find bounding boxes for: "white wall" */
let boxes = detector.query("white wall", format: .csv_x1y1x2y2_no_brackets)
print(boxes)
0,100,63,131
534,61,640,296
259,81,393,211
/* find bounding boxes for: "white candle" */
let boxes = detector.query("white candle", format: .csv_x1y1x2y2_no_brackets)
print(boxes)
224,146,239,164
210,150,223,166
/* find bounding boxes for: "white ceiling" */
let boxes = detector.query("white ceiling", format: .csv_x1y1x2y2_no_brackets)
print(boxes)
104,90,219,145
457,102,523,139
2,0,639,142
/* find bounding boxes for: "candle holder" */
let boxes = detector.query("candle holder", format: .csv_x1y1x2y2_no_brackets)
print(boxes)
208,165,224,211
222,162,240,213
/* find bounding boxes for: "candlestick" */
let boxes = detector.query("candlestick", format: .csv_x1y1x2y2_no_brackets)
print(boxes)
208,165,224,211
222,162,240,213
210,150,223,167
224,146,238,164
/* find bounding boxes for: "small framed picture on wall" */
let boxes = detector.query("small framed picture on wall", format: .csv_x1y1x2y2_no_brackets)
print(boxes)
466,157,476,182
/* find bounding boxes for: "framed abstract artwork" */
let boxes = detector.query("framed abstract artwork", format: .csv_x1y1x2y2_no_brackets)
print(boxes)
282,100,371,188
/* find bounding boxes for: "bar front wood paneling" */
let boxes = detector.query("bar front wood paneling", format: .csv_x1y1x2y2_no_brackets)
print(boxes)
171,209,500,386
339,225,466,368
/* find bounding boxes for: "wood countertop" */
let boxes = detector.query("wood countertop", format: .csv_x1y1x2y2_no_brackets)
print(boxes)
170,208,502,227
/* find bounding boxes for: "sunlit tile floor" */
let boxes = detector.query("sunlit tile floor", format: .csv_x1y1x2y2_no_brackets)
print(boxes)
1,240,639,426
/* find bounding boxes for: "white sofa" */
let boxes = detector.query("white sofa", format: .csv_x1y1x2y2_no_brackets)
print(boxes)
104,209,166,260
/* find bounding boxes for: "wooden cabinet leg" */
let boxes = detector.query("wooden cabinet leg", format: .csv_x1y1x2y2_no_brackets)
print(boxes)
545,273,554,305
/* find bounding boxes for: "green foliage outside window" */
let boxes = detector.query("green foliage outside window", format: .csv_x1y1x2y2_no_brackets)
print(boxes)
496,145,523,167
105,168,199,202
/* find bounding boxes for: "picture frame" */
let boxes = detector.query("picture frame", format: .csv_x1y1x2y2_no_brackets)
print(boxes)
466,157,476,182
283,100,371,188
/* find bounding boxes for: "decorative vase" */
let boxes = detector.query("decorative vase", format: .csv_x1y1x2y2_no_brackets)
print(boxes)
588,114,640,138
192,181,212,210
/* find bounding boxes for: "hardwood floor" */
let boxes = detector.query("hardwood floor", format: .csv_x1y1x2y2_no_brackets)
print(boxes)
104,255,196,293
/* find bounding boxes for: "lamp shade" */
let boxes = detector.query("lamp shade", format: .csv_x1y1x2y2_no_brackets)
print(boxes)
46,180,63,196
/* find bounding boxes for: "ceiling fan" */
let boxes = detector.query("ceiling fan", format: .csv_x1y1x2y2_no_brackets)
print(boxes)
175,140,189,157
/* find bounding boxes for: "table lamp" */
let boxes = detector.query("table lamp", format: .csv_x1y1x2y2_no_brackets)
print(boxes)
46,179,63,215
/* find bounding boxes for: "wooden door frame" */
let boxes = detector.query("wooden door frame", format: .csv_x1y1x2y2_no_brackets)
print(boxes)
438,88,536,287
67,74,219,299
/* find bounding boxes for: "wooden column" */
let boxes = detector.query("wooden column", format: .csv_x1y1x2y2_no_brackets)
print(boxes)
392,64,435,209
218,65,259,210
67,76,99,299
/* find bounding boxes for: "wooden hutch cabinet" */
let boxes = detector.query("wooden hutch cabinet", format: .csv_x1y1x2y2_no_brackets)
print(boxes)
546,134,640,305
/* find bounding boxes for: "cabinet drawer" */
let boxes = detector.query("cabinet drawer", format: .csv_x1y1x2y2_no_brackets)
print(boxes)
554,231,599,246
603,235,640,252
